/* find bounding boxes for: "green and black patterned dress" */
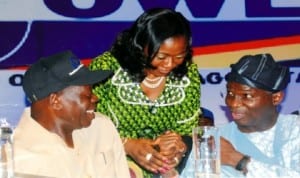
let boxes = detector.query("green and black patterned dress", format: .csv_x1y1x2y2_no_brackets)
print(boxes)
89,51,201,178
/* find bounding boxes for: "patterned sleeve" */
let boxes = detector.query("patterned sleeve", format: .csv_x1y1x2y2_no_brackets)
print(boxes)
89,51,120,71
89,52,120,116
174,63,201,136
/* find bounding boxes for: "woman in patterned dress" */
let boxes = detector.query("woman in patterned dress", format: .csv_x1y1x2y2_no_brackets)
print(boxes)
89,8,201,178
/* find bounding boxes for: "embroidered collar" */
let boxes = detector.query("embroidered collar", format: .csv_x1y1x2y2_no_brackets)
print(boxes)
111,68,191,106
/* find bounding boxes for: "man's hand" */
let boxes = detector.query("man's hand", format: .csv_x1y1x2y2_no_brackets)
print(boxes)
221,137,244,167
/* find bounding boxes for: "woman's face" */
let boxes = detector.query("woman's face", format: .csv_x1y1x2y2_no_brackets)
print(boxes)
146,36,187,77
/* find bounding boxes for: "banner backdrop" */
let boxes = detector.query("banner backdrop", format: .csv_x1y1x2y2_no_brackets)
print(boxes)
1,0,300,126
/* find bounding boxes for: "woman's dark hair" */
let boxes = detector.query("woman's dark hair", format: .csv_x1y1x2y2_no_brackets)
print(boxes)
111,8,193,81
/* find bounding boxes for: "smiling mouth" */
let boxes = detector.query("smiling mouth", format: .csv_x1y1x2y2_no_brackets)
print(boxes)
159,69,170,74
86,110,94,114
231,112,245,120
86,110,95,119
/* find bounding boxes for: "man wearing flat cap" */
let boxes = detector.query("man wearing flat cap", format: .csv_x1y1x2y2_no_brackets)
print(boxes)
220,53,300,177
13,50,130,178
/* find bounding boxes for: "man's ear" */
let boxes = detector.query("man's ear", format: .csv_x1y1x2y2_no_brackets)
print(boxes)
272,91,284,105
49,93,62,110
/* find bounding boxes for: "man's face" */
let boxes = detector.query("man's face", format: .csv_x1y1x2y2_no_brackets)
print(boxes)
57,85,98,129
225,82,277,132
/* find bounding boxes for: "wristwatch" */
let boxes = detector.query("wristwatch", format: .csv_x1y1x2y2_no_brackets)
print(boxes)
235,155,250,175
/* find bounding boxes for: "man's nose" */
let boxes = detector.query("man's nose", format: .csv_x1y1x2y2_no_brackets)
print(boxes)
227,96,242,108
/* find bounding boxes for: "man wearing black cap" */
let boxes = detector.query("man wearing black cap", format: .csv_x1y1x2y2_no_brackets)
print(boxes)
220,53,300,177
13,50,130,178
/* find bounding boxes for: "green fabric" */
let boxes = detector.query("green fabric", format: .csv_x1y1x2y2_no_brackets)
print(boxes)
89,51,201,177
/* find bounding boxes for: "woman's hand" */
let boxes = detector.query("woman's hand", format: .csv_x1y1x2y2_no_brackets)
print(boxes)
124,138,170,173
154,131,187,169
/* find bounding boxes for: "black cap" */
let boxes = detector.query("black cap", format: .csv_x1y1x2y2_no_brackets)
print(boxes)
225,53,290,92
22,50,113,102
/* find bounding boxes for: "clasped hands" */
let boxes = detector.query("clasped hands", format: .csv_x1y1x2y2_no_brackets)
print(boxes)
125,131,186,174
